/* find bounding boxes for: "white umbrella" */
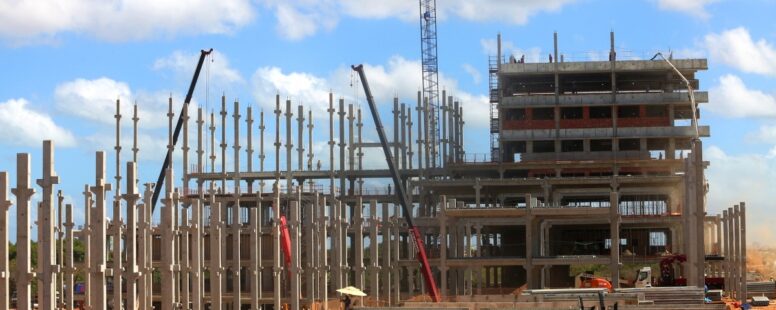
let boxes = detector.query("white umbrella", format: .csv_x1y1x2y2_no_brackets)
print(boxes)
336,286,367,297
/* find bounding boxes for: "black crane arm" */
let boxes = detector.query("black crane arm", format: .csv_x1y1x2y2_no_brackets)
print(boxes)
351,64,441,302
151,48,213,212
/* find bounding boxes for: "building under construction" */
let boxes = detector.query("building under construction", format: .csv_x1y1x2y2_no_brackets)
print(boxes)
0,33,749,310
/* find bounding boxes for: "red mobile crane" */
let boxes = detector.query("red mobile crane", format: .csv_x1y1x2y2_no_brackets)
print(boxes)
351,64,441,302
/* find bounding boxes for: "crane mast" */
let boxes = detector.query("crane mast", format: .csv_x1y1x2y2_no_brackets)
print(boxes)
419,0,440,167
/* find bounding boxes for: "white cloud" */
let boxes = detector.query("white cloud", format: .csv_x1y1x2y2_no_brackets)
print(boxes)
705,145,776,246
251,67,332,114
154,50,244,85
54,77,181,128
0,0,254,44
0,98,76,147
251,56,490,128
265,0,576,40
708,74,776,118
705,27,776,76
655,0,718,19
461,64,482,85
750,125,776,143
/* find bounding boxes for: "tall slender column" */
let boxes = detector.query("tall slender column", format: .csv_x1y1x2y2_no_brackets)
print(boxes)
723,209,731,297
272,184,282,310
89,152,110,310
318,196,328,309
368,200,380,300
232,100,242,309
400,103,407,170
13,154,34,310
407,107,414,170
305,192,316,306
439,197,448,297
209,183,223,310
181,101,191,310
392,205,401,305
740,202,747,300
733,205,741,299
338,99,346,199
65,204,74,310
112,100,123,310
123,162,140,310
381,203,391,303
393,98,400,169
297,105,305,171
290,197,301,310
139,185,151,310
161,168,177,310
286,99,293,193
354,197,365,291
36,141,59,310
191,198,203,310
249,204,260,309
441,91,447,166
0,172,11,310
610,191,621,288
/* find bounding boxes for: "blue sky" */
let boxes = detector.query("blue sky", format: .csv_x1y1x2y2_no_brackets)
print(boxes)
1,0,775,244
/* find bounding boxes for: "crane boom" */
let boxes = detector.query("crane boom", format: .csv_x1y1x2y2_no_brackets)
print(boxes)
351,64,441,302
150,48,213,212
419,0,440,166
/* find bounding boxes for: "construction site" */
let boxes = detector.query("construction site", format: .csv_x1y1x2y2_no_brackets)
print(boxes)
0,5,765,310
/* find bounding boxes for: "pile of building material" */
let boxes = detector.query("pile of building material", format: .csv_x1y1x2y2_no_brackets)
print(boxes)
748,281,776,299
617,287,705,305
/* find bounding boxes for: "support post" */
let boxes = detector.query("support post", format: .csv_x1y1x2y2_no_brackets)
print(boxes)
0,172,11,310
89,152,110,310
123,162,140,310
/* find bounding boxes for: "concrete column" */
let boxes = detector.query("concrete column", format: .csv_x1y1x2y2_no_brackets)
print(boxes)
209,184,223,310
475,224,483,258
35,141,59,310
290,198,301,310
401,103,408,170
441,92,447,166
354,198,365,291
392,205,401,305
423,96,431,171
161,168,177,310
272,184,281,310
368,200,380,300
407,107,414,170
740,202,747,300
318,196,328,309
393,98,400,169
338,98,346,199
89,152,110,310
305,193,316,307
332,198,342,290
286,99,293,193
13,154,34,310
139,184,152,310
609,191,621,288
249,204,260,309
439,197,448,297
298,105,305,171
123,162,140,310
191,198,203,310
232,101,242,310
733,205,741,299
381,202,392,303
723,209,731,297
0,172,11,310
111,100,123,310
64,204,74,310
